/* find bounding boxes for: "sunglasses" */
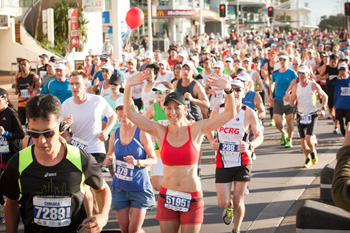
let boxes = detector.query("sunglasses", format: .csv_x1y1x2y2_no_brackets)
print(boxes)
174,67,182,70
102,70,109,73
293,63,299,66
155,90,168,94
279,59,286,62
233,88,243,92
27,125,59,138
339,68,346,71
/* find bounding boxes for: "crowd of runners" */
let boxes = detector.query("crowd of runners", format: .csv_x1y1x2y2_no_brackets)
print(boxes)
0,27,350,233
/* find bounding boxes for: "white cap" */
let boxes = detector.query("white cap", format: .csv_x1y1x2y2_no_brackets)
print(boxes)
102,63,114,71
182,60,195,70
307,49,313,53
158,60,168,66
234,51,240,55
225,57,233,63
115,96,124,109
190,56,199,63
152,83,170,92
230,79,245,88
236,72,251,82
213,61,224,68
178,50,188,58
145,50,154,59
338,62,348,70
297,65,310,73
55,63,66,70
344,56,349,60
279,55,289,60
242,58,251,63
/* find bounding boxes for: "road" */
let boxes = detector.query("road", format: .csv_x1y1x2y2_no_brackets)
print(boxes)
0,81,344,232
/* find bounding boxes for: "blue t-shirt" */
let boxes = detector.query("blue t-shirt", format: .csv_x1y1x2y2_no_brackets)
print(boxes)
271,68,298,101
333,77,350,109
91,69,125,85
111,127,152,191
242,90,256,110
40,78,72,103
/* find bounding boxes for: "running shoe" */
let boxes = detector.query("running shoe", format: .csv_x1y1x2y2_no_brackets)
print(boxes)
333,127,339,134
303,158,312,168
285,140,293,148
311,152,318,165
269,119,275,126
245,186,250,195
223,207,233,225
101,166,109,173
232,230,240,233
280,134,286,146
0,206,4,224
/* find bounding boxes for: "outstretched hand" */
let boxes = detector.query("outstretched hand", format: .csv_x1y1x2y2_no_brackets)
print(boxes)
126,71,150,87
206,73,230,91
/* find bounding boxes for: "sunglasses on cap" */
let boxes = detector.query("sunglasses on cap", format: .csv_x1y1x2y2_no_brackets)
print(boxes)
155,90,168,94
27,125,59,138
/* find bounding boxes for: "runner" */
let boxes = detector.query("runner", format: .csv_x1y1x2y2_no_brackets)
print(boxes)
289,66,328,168
0,94,111,232
104,97,156,233
124,71,236,233
209,79,263,233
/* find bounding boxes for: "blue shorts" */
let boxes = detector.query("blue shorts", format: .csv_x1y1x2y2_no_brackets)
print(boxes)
110,185,155,211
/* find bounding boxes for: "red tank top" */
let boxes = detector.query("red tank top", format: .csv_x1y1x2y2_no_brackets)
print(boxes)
161,125,198,166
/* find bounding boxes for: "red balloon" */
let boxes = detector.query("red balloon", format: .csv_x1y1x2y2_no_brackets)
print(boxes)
125,7,144,29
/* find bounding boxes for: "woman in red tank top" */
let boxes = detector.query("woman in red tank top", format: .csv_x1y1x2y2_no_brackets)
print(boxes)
123,68,236,233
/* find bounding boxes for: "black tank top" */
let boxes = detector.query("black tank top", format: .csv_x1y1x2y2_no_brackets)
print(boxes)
17,72,34,90
176,79,202,121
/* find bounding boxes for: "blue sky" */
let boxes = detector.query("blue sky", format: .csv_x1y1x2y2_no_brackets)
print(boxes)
304,0,343,26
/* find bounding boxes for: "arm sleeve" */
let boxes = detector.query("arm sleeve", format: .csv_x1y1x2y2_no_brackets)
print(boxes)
81,150,104,190
0,154,20,200
7,111,24,140
332,145,350,213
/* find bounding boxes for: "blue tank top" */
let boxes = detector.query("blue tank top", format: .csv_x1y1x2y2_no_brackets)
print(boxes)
111,127,152,191
242,90,256,110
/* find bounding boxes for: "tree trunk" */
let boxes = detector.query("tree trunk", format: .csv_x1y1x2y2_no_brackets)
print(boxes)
34,0,42,40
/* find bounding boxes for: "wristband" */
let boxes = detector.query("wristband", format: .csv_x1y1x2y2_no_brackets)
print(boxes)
3,131,9,137
248,143,253,151
137,160,143,168
224,87,234,95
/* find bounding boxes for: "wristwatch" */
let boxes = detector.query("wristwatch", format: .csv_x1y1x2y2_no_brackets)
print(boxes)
248,143,253,151
224,87,234,95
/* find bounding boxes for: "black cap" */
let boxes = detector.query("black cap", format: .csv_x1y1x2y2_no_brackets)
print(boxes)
109,73,122,85
39,54,48,58
0,88,8,98
164,92,186,106
50,56,56,63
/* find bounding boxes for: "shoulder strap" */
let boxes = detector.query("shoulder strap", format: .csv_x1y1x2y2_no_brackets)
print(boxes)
164,126,169,141
187,125,192,140
18,146,34,200
242,105,247,110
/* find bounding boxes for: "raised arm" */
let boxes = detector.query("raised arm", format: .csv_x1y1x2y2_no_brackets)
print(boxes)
201,74,235,134
124,72,163,137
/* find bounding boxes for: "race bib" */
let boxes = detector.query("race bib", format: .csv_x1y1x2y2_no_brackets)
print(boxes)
300,114,312,125
185,100,191,112
158,119,169,126
0,136,9,154
219,142,239,155
39,71,47,78
115,160,134,181
70,137,88,150
20,89,30,99
165,189,191,212
329,75,337,80
33,196,71,227
341,87,350,96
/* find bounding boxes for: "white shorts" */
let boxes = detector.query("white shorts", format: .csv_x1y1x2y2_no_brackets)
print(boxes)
150,157,164,176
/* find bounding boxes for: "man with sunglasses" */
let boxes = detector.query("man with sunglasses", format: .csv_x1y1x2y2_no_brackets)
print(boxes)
209,78,263,233
269,53,298,148
289,66,328,168
0,94,112,233
329,63,350,136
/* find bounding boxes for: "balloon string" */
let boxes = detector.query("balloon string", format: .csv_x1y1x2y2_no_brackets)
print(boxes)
124,29,132,49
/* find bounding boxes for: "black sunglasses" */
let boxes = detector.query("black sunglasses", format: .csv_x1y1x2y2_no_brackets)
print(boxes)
27,126,58,138
233,88,243,92
339,68,346,71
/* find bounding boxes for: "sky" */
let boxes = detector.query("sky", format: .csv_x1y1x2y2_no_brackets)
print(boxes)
303,0,343,26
